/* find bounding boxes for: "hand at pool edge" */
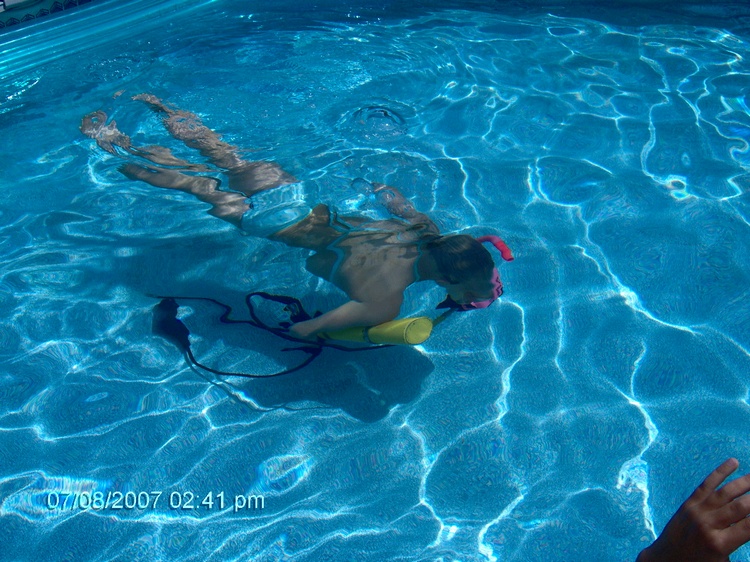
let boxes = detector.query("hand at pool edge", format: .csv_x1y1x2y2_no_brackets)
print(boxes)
637,458,750,562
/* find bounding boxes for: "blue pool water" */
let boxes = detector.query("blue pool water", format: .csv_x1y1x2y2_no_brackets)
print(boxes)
1,1,750,560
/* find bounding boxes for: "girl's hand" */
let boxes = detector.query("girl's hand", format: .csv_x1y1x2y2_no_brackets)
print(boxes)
289,320,318,340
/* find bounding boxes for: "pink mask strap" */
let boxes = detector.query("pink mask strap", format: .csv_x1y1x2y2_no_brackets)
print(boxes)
476,235,514,262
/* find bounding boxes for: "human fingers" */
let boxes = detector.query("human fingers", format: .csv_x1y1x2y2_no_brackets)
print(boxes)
713,493,750,531
719,514,750,554
288,323,317,341
715,470,750,505
690,458,740,504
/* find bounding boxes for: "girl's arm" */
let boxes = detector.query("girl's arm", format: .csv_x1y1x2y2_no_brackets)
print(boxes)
289,297,402,339
372,183,440,236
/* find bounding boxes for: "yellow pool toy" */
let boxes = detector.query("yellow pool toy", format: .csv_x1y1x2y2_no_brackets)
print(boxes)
321,316,434,345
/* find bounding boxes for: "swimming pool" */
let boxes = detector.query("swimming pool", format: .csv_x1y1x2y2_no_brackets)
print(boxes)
1,0,750,560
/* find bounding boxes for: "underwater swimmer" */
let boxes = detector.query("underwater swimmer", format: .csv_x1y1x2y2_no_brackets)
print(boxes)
81,94,511,339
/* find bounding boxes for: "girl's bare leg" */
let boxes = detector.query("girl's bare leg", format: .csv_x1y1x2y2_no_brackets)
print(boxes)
82,97,300,230
119,163,248,227
80,110,209,170
132,94,297,197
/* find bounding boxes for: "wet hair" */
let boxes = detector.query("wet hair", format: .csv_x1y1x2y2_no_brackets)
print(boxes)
422,234,494,284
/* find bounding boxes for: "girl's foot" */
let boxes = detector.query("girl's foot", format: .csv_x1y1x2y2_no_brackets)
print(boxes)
80,110,132,155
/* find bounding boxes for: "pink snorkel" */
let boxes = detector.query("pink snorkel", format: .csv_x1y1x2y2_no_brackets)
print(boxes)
476,235,514,263
437,234,514,311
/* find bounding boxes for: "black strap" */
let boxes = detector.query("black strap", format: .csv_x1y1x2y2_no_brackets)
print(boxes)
151,292,386,379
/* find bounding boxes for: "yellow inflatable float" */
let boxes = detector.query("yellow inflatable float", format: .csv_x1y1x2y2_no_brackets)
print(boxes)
320,315,438,345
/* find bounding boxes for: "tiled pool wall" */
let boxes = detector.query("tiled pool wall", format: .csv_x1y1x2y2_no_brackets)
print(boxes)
0,0,100,29
2,0,749,35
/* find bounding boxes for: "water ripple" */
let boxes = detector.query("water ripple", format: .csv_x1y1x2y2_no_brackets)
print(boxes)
2,3,750,562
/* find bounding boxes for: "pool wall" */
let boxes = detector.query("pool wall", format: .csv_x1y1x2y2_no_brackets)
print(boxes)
0,0,102,30
2,0,750,35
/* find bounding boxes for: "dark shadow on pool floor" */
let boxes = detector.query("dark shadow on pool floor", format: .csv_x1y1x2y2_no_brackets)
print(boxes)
241,345,433,423
170,296,434,423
